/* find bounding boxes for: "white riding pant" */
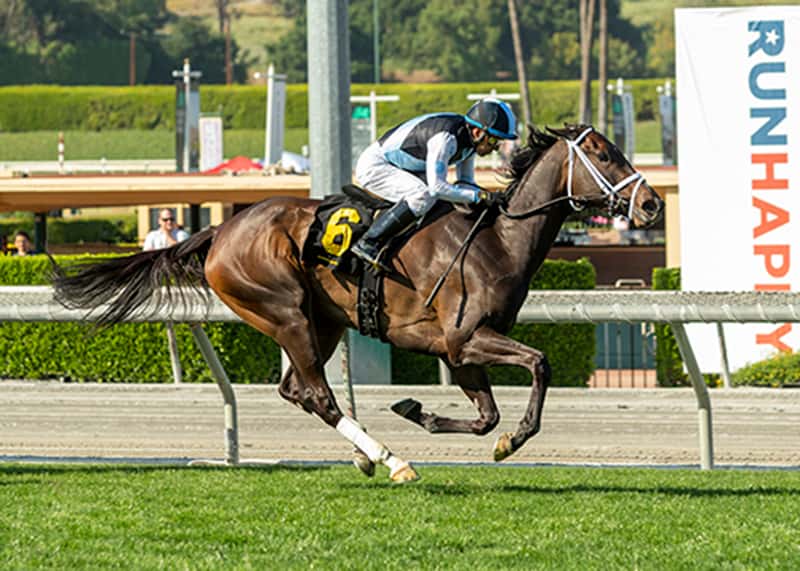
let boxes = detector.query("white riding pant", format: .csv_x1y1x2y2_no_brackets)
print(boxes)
355,142,436,216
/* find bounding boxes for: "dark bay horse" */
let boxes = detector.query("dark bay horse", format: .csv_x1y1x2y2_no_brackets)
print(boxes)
53,125,663,482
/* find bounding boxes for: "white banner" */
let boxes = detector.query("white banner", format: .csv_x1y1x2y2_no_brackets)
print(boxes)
199,116,223,172
676,7,800,371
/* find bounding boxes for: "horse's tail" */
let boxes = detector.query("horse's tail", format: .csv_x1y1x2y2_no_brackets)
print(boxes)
52,227,216,326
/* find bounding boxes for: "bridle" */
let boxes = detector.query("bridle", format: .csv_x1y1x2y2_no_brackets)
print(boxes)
499,127,648,221
565,127,646,220
426,128,649,306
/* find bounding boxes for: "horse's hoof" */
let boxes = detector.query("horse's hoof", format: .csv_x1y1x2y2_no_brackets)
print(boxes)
352,450,375,478
390,462,420,484
493,432,515,462
391,398,422,420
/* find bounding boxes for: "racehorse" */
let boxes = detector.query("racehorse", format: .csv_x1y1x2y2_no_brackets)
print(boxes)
53,125,663,483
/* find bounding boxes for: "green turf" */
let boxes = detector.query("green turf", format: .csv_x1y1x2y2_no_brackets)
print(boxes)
0,129,309,162
1,463,798,569
0,123,660,162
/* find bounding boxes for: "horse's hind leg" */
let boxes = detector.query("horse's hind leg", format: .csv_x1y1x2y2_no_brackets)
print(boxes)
391,364,500,435
220,293,417,482
456,326,551,461
277,315,375,478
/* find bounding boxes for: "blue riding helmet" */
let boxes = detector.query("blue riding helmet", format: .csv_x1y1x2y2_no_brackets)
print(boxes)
464,98,518,140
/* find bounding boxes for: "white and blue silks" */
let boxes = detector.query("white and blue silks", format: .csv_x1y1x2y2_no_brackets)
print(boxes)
355,113,483,216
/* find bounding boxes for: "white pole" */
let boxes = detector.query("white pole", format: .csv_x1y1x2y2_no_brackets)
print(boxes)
183,58,191,174
262,69,270,163
670,322,714,470
190,324,239,465
265,64,275,164
57,132,65,174
369,90,377,140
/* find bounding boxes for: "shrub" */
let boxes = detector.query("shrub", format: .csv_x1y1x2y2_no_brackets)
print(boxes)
0,255,280,383
652,267,723,388
0,216,138,245
732,352,800,388
1,256,594,385
652,267,687,387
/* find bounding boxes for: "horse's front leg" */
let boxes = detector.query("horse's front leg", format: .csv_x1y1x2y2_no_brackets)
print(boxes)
456,326,551,461
391,364,500,435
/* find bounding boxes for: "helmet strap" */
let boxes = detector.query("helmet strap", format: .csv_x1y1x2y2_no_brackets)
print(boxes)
471,128,487,146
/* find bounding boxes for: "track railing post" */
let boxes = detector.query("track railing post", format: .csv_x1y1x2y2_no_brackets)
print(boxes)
190,324,239,465
670,322,714,470
165,322,183,384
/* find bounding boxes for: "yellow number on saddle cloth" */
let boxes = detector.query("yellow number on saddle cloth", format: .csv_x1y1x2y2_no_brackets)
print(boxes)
321,207,362,257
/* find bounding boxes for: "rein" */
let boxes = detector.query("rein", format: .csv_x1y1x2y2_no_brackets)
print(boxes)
424,128,647,307
499,193,606,219
498,127,647,222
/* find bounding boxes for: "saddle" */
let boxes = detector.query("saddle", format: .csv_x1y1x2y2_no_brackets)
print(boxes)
302,184,457,340
302,184,393,273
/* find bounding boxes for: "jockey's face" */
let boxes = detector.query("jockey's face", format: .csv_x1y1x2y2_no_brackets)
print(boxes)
471,127,501,156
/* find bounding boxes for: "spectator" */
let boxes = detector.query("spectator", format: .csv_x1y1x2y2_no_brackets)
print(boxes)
143,208,190,251
13,231,39,256
143,208,189,384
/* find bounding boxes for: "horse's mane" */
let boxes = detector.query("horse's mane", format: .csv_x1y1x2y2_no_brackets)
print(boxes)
502,123,594,192
504,126,558,184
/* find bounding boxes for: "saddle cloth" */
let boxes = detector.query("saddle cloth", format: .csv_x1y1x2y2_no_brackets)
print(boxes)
302,185,463,339
301,185,394,339
302,184,392,274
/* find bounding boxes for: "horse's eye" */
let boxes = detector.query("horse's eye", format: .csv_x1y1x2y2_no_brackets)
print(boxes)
598,152,610,162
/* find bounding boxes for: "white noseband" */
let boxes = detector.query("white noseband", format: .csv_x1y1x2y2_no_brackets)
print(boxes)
565,127,647,220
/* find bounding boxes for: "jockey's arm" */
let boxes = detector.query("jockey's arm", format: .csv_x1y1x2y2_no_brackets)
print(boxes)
425,132,481,204
454,154,479,189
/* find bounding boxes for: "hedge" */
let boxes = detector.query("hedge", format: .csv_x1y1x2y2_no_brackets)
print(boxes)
0,215,138,245
652,267,687,387
652,267,721,388
0,256,281,384
392,258,597,387
732,352,800,388
0,256,595,386
0,79,670,134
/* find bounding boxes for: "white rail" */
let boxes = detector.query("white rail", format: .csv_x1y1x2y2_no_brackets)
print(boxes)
3,286,800,469
516,289,800,470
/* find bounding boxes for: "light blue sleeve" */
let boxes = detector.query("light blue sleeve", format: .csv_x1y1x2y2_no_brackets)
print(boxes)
455,154,477,186
425,132,481,204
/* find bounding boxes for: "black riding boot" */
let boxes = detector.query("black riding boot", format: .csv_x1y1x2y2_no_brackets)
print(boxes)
351,200,418,271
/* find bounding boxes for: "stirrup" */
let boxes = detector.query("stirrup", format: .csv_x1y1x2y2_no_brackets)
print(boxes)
352,243,390,272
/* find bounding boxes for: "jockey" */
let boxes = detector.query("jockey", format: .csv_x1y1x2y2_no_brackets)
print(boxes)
351,97,518,270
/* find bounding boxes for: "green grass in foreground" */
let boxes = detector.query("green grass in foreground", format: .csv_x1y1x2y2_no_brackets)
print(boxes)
0,122,660,162
1,464,799,569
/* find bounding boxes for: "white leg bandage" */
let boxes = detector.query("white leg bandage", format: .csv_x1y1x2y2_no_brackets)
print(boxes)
336,416,404,472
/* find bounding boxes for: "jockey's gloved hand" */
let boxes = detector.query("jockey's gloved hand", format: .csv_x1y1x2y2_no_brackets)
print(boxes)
476,190,507,208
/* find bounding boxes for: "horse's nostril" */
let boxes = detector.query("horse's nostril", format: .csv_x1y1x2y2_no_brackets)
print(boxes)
642,199,660,214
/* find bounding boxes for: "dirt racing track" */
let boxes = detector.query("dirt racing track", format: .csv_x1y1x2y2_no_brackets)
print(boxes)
0,381,798,468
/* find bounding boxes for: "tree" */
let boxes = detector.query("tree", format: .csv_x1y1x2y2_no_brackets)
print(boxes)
508,0,531,131
162,16,246,84
597,0,607,132
412,0,505,81
579,0,596,124
265,1,397,84
89,0,171,37
264,10,307,82
530,32,581,81
646,11,675,77
214,0,229,35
